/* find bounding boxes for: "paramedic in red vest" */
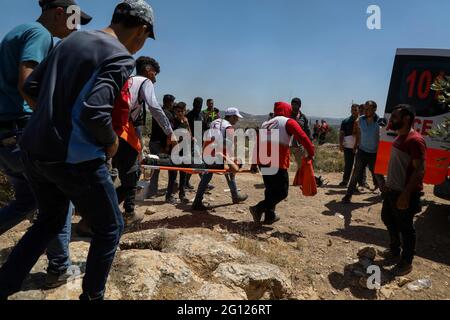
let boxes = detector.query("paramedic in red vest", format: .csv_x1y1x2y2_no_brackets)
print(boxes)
250,102,315,225
112,56,175,226
192,107,248,211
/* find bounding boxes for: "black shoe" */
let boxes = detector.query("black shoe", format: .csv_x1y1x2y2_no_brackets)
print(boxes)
232,194,248,204
339,181,348,187
263,212,281,225
249,206,263,224
342,195,352,204
79,292,104,301
379,248,401,261
391,261,413,277
192,201,208,211
185,183,195,190
359,182,371,190
207,184,215,191
180,196,190,204
124,211,144,226
166,196,177,205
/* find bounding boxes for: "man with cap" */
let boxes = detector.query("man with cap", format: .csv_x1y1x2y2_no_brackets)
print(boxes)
0,0,92,289
192,107,248,211
0,0,155,300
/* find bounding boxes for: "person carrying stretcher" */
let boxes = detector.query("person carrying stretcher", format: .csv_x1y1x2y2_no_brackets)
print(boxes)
250,102,315,225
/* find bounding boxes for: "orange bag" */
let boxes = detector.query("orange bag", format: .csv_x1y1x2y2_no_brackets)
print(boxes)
294,157,317,196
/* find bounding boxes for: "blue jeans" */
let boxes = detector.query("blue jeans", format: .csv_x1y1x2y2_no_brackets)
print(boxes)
0,156,123,299
0,143,71,274
194,172,239,203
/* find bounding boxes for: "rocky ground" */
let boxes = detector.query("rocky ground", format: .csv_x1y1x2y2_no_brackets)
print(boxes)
0,170,449,300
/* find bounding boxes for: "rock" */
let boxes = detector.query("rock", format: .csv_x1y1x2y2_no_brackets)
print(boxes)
110,250,202,300
164,234,247,274
224,234,240,243
335,213,345,219
397,277,413,287
327,239,333,247
380,287,394,299
10,290,46,300
236,209,245,214
144,207,157,216
195,283,247,300
119,229,177,251
357,246,377,261
212,262,293,300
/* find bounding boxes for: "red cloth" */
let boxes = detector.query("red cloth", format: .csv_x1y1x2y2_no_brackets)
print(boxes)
112,80,142,153
294,157,317,196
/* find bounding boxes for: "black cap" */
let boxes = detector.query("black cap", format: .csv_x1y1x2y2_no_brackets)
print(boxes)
39,0,92,25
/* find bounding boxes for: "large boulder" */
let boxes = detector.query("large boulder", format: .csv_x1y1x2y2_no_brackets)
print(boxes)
194,282,247,300
109,249,202,300
163,234,247,275
212,262,293,300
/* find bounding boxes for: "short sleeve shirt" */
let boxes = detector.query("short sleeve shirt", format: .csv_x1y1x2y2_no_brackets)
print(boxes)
0,22,53,121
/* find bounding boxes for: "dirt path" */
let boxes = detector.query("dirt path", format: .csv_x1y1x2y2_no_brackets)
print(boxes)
132,171,450,300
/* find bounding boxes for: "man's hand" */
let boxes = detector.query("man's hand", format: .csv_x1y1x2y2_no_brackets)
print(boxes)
106,136,119,160
167,133,178,147
396,192,410,210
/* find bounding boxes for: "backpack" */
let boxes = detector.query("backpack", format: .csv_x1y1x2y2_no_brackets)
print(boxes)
128,77,150,127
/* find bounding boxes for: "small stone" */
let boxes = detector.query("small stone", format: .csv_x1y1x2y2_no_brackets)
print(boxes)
331,289,338,295
357,246,377,260
145,207,157,216
327,239,333,247
236,209,245,214
335,213,345,219
343,240,350,244
380,287,394,299
397,277,413,287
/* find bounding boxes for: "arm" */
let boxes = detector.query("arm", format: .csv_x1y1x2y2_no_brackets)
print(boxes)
354,120,360,153
286,119,315,158
19,27,53,109
19,61,39,109
142,81,173,136
80,55,135,157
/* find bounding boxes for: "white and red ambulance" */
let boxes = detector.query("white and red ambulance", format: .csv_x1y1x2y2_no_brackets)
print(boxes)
375,49,450,190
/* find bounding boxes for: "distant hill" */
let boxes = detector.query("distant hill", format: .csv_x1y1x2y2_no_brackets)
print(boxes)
217,110,343,129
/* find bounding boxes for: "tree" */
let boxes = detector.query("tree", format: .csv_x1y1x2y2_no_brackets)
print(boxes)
430,76,450,150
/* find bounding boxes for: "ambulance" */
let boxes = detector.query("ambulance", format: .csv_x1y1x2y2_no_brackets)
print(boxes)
375,49,450,196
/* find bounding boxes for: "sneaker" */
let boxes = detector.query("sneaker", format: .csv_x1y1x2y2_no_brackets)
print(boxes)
359,182,371,190
192,201,208,211
339,181,348,187
262,213,281,225
180,196,190,204
232,193,248,204
379,248,401,261
45,265,82,289
124,211,144,226
185,183,195,191
166,196,177,205
391,261,413,277
341,195,352,204
249,206,263,224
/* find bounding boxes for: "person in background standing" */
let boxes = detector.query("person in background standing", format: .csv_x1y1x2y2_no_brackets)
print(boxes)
185,97,205,190
290,98,312,185
342,101,385,203
312,120,320,141
148,94,176,197
202,98,220,129
318,120,330,145
339,104,359,187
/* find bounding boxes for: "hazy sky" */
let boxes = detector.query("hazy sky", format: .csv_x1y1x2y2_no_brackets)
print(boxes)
1,0,450,117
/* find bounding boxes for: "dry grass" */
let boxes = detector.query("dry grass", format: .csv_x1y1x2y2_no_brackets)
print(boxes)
312,144,345,173
0,172,13,206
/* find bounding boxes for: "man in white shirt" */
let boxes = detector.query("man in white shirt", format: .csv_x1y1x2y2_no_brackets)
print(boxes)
339,104,359,186
112,56,175,225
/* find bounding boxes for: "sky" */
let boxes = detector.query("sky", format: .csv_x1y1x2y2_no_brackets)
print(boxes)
1,0,450,118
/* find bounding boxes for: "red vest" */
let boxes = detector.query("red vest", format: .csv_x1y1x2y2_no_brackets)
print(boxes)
112,79,142,153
